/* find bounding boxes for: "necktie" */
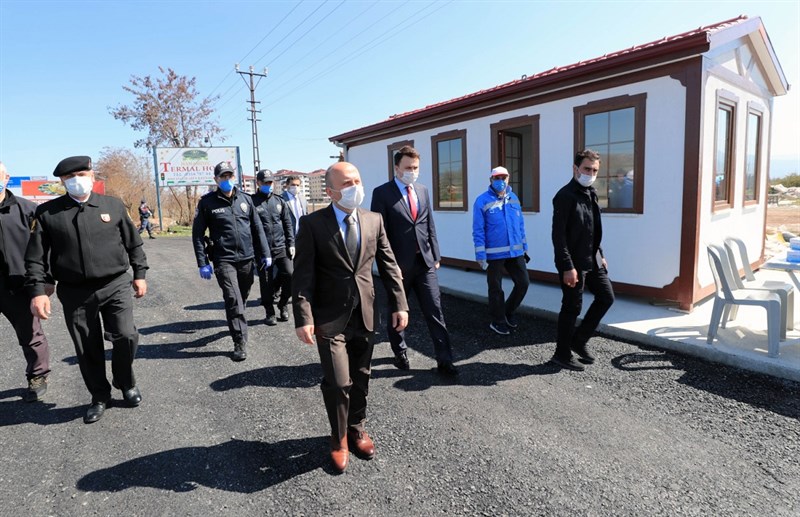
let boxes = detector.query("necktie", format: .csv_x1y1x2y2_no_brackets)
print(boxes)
407,185,418,222
344,214,358,265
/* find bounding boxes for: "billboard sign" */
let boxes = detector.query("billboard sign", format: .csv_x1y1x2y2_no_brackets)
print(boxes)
21,180,105,204
155,147,238,186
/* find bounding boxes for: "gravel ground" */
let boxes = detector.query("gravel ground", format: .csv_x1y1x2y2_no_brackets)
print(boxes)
1,236,798,516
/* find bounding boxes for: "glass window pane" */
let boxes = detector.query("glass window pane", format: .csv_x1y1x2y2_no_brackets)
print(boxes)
744,112,760,201
594,177,608,209
715,108,731,202
584,112,608,147
609,108,635,142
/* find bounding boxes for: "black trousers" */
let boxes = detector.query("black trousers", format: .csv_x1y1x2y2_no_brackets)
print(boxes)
0,283,50,380
57,274,138,403
138,219,154,237
256,254,293,316
486,256,529,324
388,254,453,362
316,309,373,441
555,266,615,359
215,260,254,345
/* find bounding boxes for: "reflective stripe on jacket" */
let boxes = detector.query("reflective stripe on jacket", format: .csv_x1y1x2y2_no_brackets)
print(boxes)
472,186,528,261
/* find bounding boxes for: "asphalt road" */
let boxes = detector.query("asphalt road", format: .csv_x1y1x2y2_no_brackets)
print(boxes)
1,236,798,516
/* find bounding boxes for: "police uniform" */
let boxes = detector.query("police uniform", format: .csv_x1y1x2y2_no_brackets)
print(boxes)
192,164,269,357
0,189,51,400
251,171,295,323
24,156,148,411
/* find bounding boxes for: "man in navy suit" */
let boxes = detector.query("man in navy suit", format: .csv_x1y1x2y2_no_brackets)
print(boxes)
371,146,457,376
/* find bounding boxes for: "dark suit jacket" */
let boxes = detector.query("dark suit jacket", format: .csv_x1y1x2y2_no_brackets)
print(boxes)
292,204,408,336
280,191,308,236
370,181,441,273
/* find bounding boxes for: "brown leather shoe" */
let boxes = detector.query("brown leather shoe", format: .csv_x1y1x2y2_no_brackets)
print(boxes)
330,435,349,473
347,428,375,460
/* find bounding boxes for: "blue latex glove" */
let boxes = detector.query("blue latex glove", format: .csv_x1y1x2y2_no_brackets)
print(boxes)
260,257,272,270
199,265,213,280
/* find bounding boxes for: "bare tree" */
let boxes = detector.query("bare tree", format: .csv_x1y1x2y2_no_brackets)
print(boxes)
109,67,224,224
94,147,155,220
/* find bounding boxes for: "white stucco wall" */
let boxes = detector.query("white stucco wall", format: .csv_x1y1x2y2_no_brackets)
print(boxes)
347,74,689,290
696,66,773,290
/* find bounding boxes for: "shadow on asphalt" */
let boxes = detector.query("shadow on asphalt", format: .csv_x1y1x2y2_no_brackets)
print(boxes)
60,330,232,365
0,388,85,426
210,363,320,391
138,319,228,336
76,437,331,493
371,360,559,390
611,351,800,419
183,299,262,311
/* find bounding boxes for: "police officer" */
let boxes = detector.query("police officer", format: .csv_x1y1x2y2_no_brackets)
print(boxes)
252,170,295,325
192,161,270,362
0,161,52,402
25,156,148,424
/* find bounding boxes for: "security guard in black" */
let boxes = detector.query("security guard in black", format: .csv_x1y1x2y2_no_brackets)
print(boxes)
192,161,269,360
25,155,148,420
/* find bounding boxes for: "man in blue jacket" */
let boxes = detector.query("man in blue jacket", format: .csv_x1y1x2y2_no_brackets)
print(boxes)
472,166,529,335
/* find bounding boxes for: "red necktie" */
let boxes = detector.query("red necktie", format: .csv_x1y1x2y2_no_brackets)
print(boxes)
407,185,418,222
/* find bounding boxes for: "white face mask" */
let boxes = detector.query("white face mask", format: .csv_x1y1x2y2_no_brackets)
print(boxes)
577,174,596,188
64,176,94,197
288,186,299,196
333,184,365,210
397,170,419,186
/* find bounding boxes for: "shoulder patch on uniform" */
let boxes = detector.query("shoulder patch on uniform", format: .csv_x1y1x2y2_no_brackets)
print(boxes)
240,202,248,213
276,202,283,212
101,213,111,222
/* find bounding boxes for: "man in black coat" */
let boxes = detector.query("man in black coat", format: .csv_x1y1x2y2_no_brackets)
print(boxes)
252,170,294,325
370,146,457,376
551,149,615,371
26,156,148,423
0,161,51,402
192,161,270,362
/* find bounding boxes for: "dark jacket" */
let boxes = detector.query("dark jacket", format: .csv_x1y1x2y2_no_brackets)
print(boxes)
192,187,269,267
292,204,407,335
552,178,604,273
24,192,148,296
0,191,50,291
370,179,441,273
251,190,294,257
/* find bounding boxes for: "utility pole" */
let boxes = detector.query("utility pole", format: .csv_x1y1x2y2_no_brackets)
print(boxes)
235,64,268,176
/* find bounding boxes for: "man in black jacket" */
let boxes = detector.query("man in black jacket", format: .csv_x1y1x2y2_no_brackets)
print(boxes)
252,170,294,325
551,149,615,371
192,161,270,361
26,156,148,423
0,162,52,402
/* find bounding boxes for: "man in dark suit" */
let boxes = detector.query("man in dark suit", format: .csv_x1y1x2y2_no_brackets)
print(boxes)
293,162,408,473
371,145,457,376
280,175,307,237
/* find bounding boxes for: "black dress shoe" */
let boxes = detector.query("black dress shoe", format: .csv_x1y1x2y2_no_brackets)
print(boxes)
571,344,595,364
437,361,459,376
232,342,247,361
265,314,277,326
393,351,410,370
84,401,108,424
122,386,142,407
277,306,290,322
550,355,585,371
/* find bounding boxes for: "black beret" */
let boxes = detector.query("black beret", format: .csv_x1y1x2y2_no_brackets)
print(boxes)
214,161,235,177
53,156,92,177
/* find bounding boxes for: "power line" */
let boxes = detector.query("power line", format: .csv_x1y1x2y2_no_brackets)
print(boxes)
250,0,331,67
263,0,347,68
264,1,451,108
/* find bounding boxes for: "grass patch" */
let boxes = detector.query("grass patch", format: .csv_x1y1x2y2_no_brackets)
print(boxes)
161,225,192,237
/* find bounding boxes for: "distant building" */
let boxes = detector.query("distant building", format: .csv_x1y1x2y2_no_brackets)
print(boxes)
330,16,789,310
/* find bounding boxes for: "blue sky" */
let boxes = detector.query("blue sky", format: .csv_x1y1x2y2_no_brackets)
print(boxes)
1,0,798,179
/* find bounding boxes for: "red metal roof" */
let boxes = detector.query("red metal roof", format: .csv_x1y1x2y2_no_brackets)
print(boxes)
331,15,750,144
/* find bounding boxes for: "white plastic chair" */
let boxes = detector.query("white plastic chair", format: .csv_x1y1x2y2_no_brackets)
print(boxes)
706,244,783,357
723,236,794,337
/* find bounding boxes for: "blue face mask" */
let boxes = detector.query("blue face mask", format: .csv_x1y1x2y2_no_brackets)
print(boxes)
218,179,234,193
260,184,273,195
491,179,507,192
